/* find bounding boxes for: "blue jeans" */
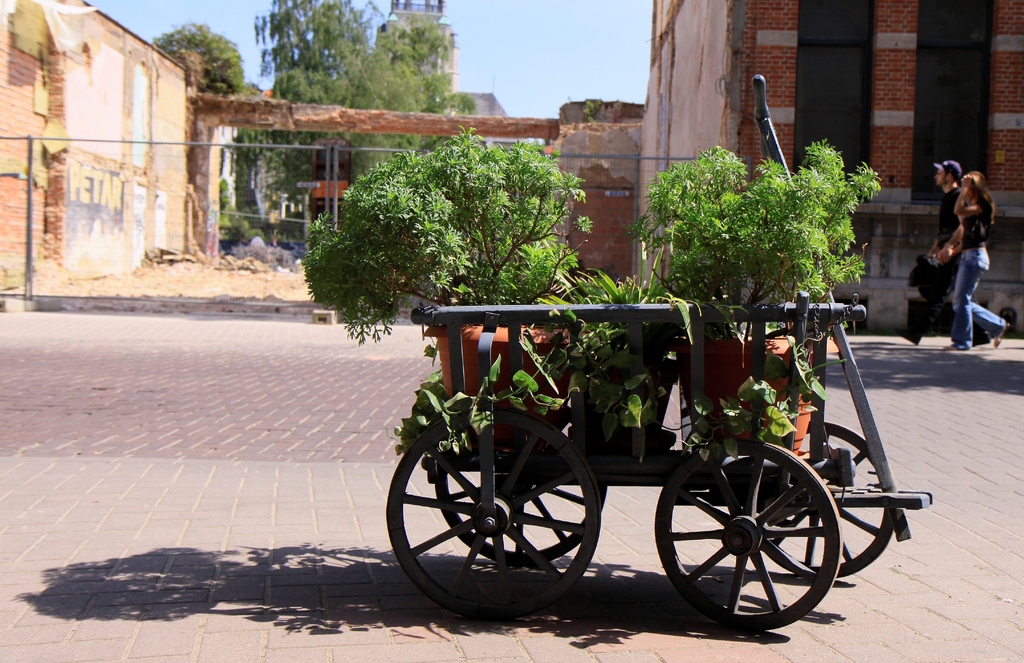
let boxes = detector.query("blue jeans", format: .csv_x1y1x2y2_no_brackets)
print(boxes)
951,247,1006,349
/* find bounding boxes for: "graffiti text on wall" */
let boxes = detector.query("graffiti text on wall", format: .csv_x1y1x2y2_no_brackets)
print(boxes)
66,159,125,235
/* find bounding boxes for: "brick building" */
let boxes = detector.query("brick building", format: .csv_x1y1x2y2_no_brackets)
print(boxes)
643,0,1024,331
1,0,188,286
555,101,646,280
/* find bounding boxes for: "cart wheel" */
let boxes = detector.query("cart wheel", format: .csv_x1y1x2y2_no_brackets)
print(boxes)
388,410,601,620
655,440,842,630
766,424,895,578
824,423,894,576
435,473,606,568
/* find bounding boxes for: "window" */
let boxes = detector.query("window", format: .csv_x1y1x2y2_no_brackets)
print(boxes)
795,0,873,171
912,0,991,198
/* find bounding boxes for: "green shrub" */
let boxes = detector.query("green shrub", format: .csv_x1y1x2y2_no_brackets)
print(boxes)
632,141,879,306
303,132,590,342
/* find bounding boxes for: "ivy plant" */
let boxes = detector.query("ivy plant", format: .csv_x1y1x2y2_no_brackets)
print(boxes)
393,351,567,456
687,337,830,459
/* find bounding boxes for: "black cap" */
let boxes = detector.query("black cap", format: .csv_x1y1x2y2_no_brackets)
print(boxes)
933,160,962,180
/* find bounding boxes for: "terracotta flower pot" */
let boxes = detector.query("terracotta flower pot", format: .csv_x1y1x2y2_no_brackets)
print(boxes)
425,326,570,445
673,337,811,451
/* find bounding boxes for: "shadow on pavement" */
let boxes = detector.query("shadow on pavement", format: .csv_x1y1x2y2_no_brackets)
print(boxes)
16,545,818,644
830,341,1024,395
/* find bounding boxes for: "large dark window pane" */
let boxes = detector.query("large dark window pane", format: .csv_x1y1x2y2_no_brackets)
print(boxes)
796,46,865,169
911,49,985,194
918,0,988,42
799,0,870,41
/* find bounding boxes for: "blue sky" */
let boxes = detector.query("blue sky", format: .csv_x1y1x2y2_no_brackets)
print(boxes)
88,0,653,118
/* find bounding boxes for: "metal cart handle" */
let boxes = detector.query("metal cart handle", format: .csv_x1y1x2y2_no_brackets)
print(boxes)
751,75,912,541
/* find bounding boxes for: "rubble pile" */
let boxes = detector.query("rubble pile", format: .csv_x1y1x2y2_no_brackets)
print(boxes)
216,254,274,273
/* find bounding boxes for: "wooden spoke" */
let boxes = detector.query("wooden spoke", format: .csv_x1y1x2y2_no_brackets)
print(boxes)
727,555,749,614
410,520,475,558
763,525,826,538
746,456,765,514
426,451,480,501
839,508,881,536
676,488,731,526
756,482,806,526
515,512,585,536
451,535,486,596
824,422,895,578
670,529,722,542
751,551,783,613
404,494,474,515
493,536,511,605
761,539,816,581
549,488,586,506
686,546,730,583
505,526,563,580
531,498,569,542
500,431,540,495
803,514,820,566
511,472,575,508
711,458,742,516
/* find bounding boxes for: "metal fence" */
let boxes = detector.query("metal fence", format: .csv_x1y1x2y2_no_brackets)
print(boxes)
0,136,698,302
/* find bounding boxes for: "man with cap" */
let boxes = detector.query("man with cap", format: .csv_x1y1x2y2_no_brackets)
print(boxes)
897,160,967,345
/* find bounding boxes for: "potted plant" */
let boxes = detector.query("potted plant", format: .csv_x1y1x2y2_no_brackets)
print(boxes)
631,141,880,452
542,269,684,454
302,132,591,452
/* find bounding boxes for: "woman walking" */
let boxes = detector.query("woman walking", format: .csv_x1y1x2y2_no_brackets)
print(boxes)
939,171,1008,350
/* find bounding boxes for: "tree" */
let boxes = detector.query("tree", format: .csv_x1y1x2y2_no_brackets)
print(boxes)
256,0,472,114
231,0,477,228
155,23,247,96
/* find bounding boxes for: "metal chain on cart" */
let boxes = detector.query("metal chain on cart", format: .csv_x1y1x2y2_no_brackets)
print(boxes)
807,293,861,343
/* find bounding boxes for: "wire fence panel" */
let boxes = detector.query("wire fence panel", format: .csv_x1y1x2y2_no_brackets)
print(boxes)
0,136,695,302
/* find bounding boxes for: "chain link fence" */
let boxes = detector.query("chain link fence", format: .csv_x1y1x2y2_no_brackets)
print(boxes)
1,136,698,302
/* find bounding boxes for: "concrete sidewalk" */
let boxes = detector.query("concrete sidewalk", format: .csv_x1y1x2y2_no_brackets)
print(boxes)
1,312,1023,662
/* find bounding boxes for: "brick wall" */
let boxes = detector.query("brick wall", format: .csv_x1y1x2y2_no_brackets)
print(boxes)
44,46,66,262
988,0,1024,194
734,0,1023,202
0,31,46,286
570,188,636,281
869,0,918,197
738,0,799,166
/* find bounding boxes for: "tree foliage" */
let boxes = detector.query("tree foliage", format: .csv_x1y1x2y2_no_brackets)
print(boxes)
255,0,474,118
154,23,246,95
230,0,479,228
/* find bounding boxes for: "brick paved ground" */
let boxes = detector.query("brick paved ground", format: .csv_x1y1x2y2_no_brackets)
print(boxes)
1,311,1023,662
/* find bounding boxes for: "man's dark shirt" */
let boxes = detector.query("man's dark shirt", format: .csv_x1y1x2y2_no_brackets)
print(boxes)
937,186,961,249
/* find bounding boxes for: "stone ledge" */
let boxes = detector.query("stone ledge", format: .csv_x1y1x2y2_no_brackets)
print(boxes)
859,203,1024,219
23,295,326,318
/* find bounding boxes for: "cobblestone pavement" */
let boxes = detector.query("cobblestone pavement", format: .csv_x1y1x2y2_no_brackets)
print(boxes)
1,311,1024,662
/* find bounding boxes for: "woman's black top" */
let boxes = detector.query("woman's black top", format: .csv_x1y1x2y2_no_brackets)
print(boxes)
961,198,992,251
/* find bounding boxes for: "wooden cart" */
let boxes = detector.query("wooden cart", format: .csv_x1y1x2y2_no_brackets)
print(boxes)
389,297,932,630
